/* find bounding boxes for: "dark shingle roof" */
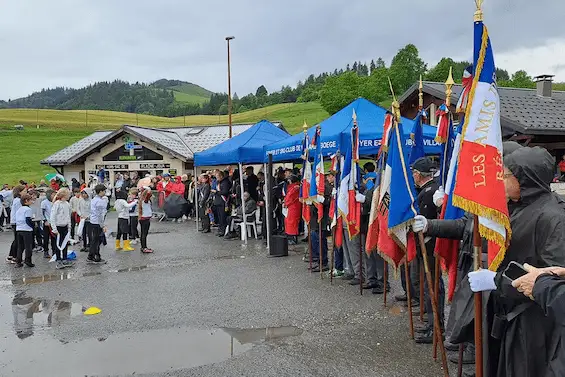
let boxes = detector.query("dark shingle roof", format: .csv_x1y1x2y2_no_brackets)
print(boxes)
400,81,565,135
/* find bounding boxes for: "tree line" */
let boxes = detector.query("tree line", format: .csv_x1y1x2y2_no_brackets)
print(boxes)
0,44,559,118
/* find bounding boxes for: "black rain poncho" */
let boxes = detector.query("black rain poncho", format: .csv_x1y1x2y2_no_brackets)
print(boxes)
487,147,565,377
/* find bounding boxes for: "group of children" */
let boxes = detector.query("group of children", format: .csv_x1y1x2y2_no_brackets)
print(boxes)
5,183,155,269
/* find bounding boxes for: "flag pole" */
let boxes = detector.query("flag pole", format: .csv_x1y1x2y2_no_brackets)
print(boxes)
330,151,340,285
433,66,455,360
389,78,414,331
316,124,324,280
351,110,363,295
473,3,485,377
418,75,425,323
418,232,449,376
303,122,313,274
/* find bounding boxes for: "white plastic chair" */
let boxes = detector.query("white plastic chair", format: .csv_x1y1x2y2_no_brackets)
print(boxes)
238,210,258,240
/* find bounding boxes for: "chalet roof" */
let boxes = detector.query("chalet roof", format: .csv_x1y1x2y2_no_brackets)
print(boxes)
399,81,565,135
40,122,284,166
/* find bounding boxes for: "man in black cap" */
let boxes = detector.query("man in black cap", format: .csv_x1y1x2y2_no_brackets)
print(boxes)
410,156,444,344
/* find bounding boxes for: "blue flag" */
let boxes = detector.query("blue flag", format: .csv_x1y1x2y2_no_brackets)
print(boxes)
408,111,425,165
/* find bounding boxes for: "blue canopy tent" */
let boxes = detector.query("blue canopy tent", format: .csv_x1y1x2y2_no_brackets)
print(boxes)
195,120,289,166
264,98,440,162
194,120,289,245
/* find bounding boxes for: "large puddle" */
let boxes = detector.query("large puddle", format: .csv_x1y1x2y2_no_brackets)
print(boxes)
0,292,302,376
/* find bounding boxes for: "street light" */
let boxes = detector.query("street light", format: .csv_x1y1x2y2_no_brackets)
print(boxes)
225,36,235,138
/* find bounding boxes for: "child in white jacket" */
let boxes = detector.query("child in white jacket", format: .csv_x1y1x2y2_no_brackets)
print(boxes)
113,190,137,251
50,188,73,269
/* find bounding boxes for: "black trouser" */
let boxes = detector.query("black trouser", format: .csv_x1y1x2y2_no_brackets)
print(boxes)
198,205,210,231
140,218,150,249
274,203,284,232
16,230,33,264
89,224,102,259
129,216,139,239
43,224,56,254
70,213,77,238
186,202,194,217
0,208,7,227
9,225,18,259
33,222,42,248
116,218,129,241
214,204,227,234
55,226,69,261
82,220,91,248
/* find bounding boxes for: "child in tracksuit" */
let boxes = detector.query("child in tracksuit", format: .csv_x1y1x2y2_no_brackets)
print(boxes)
7,185,25,264
128,188,139,245
41,190,56,258
88,184,108,264
29,190,44,253
113,190,137,251
77,189,91,252
69,189,80,240
50,188,73,269
15,193,35,268
139,187,154,253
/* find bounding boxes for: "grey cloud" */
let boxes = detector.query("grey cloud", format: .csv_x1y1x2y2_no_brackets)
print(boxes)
0,0,563,100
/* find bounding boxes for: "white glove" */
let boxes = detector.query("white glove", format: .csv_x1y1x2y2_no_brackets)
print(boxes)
331,188,337,196
316,195,324,203
412,215,428,233
433,187,445,207
468,269,497,292
355,193,366,203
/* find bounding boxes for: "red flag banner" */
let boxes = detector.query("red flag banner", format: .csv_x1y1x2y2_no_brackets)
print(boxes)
452,21,511,271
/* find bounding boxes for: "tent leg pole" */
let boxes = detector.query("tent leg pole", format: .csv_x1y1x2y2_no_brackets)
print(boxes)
263,163,270,250
238,163,247,245
194,166,198,231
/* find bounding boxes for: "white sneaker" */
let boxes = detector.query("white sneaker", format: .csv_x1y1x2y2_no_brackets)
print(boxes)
182,215,187,221
130,239,138,245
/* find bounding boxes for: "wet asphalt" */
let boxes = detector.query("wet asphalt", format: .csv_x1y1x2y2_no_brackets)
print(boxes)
0,214,456,377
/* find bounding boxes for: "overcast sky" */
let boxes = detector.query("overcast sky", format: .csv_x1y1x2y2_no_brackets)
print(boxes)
0,0,564,100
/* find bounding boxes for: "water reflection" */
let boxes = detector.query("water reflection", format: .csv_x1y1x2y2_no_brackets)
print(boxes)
9,292,85,339
0,323,303,377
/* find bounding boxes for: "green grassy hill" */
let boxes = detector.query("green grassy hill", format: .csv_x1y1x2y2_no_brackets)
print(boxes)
0,102,329,184
168,82,212,104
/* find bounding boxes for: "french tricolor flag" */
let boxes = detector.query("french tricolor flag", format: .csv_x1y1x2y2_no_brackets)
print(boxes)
309,126,324,222
452,18,511,272
300,130,311,222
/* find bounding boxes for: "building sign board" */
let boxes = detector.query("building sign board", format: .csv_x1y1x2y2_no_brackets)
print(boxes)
140,163,171,169
96,164,129,170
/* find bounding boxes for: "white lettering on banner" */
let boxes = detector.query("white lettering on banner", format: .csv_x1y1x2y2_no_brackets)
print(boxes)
359,139,374,147
266,144,301,156
307,141,337,150
424,139,439,146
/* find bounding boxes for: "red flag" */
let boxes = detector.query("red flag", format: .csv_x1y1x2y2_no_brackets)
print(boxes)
366,114,393,254
346,119,361,237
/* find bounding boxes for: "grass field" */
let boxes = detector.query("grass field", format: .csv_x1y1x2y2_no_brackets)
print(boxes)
0,102,329,184
168,82,212,104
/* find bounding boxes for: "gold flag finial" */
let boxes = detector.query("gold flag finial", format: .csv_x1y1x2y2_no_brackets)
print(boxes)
474,0,484,22
418,75,424,110
352,108,357,125
388,77,401,121
303,121,308,133
445,66,455,107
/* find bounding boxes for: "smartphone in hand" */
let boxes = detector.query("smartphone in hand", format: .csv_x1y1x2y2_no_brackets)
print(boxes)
502,261,528,282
